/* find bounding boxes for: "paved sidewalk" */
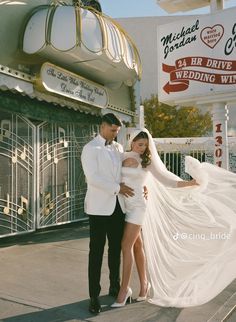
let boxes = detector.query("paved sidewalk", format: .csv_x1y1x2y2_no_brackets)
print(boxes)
0,223,236,322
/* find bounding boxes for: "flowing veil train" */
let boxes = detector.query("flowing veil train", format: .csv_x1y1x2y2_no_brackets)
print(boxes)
129,128,236,307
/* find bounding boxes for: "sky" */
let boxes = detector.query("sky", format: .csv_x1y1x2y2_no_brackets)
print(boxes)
99,0,236,18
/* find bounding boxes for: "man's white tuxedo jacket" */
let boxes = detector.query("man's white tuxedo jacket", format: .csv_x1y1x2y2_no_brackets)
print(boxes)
81,134,125,215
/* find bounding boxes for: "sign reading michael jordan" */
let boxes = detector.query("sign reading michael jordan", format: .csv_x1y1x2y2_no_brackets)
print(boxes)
158,7,236,104
39,63,108,108
161,20,199,59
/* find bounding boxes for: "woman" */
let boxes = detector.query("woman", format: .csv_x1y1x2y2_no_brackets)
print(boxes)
112,128,236,308
111,130,197,307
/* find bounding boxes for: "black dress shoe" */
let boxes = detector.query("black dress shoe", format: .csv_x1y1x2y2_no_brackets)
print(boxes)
89,297,101,314
108,286,120,297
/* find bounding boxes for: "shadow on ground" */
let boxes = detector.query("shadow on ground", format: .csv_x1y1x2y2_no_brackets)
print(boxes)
0,221,89,249
0,296,182,322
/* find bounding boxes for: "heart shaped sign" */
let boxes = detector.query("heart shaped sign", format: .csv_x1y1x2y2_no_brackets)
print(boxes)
200,24,224,49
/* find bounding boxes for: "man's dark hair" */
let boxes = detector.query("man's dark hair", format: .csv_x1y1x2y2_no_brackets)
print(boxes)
101,113,122,126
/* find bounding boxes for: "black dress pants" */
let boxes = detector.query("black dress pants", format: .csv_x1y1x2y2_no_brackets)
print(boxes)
88,199,125,298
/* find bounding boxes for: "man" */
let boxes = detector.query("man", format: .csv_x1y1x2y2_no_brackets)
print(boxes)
81,113,134,314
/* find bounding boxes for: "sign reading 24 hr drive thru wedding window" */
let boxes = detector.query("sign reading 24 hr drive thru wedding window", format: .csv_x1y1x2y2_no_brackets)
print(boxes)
39,63,108,108
158,7,236,104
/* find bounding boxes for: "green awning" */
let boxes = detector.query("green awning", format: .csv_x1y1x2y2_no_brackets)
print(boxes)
0,90,100,124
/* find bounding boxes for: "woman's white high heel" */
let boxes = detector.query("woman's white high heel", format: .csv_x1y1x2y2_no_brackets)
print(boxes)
111,287,132,307
136,282,151,302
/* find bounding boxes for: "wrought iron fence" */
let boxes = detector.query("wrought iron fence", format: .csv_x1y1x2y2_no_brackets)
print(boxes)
155,137,236,179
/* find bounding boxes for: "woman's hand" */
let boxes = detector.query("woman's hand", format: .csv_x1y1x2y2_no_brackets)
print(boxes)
177,179,199,188
189,179,199,186
143,185,148,200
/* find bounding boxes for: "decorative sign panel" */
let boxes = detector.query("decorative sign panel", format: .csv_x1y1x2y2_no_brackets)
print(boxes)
158,7,236,104
39,63,108,108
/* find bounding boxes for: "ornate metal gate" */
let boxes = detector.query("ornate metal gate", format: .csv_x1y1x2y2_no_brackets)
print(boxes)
37,122,96,228
0,110,97,237
0,113,35,237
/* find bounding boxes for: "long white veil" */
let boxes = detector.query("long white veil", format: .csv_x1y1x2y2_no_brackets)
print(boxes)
128,128,236,307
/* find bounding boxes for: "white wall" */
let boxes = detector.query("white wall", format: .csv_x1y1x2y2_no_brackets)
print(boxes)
116,16,184,100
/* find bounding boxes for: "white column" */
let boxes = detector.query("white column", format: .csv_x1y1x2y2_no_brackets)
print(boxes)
212,102,229,169
138,105,145,128
210,0,224,12
210,0,228,169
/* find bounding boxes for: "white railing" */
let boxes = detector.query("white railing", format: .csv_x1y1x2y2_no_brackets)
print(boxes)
154,137,236,178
